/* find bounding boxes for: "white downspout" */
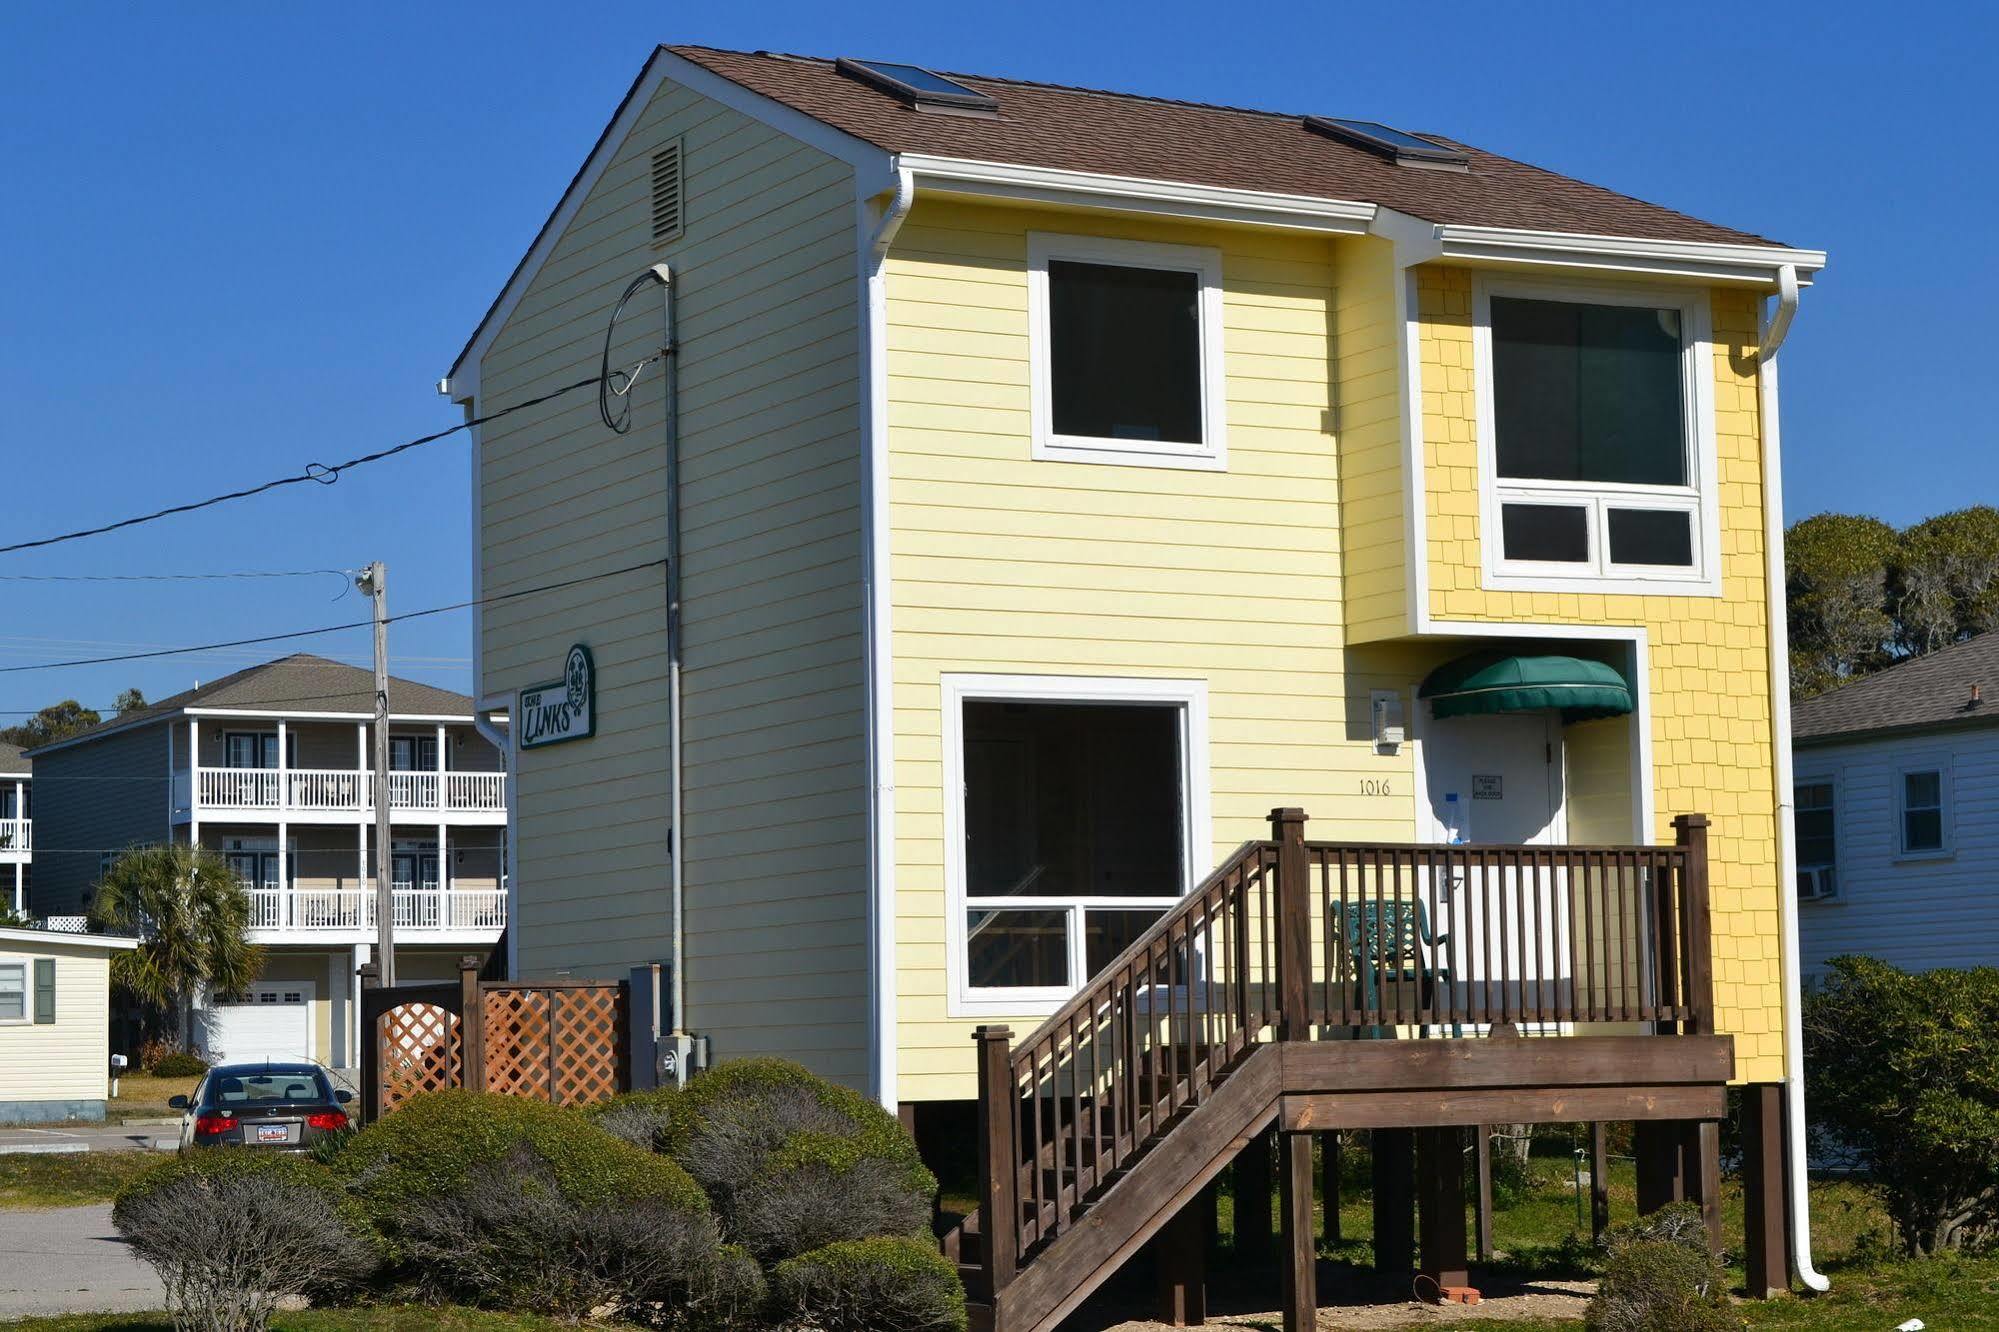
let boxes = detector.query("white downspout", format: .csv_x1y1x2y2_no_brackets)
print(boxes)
862,166,914,1108
1758,262,1828,1292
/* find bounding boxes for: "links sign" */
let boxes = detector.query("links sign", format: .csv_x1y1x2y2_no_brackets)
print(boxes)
518,644,595,749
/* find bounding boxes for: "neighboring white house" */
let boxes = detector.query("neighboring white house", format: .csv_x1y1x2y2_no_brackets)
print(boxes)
1794,632,1999,976
0,745,27,917
0,924,139,1124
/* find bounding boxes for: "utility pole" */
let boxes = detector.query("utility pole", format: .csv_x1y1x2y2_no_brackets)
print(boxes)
356,561,395,986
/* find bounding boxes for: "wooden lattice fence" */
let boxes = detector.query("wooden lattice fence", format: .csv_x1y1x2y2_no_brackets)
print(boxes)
359,957,640,1121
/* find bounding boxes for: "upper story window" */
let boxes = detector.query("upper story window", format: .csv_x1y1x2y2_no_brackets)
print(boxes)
1028,234,1227,471
1899,765,1950,856
225,732,297,770
1795,779,1837,900
1475,279,1718,594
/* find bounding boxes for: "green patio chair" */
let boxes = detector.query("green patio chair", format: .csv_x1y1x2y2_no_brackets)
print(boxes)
1329,899,1455,1038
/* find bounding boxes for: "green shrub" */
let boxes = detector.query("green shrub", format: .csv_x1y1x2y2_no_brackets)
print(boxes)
1601,1200,1713,1259
1803,955,1999,1254
769,1236,968,1332
332,1090,719,1320
113,1151,377,1332
151,1051,210,1078
586,1084,685,1154
1584,1239,1738,1332
666,1058,936,1262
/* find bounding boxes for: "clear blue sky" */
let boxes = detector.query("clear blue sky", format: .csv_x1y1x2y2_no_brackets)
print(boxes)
0,3,1991,717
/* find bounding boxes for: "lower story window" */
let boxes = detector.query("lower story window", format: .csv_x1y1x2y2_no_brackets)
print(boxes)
1794,780,1837,899
956,691,1194,1005
0,962,22,1021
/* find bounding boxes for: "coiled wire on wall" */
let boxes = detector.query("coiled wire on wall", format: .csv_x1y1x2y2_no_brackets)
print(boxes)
599,270,669,433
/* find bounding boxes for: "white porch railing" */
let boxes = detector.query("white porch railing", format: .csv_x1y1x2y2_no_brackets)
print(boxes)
193,767,505,815
244,887,506,934
0,819,28,851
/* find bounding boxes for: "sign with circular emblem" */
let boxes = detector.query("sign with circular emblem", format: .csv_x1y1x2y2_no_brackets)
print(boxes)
518,644,595,749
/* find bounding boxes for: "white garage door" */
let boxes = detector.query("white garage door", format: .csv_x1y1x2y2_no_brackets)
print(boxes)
205,982,314,1064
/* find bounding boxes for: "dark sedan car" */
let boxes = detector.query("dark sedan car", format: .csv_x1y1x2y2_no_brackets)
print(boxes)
169,1062,354,1151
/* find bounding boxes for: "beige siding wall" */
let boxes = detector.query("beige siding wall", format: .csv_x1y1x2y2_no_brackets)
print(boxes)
30,724,171,915
475,75,871,1083
0,940,115,1109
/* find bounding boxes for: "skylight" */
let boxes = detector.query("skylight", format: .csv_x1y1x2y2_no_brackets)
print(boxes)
1304,116,1468,169
836,58,998,114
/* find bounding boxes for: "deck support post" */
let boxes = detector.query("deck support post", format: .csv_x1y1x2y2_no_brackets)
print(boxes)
1588,1122,1611,1241
1371,1127,1415,1277
1234,1129,1273,1262
1418,1126,1471,1292
1322,1133,1341,1245
1473,1126,1493,1262
1152,1196,1207,1326
1633,1120,1684,1215
973,1026,1018,1303
1278,1130,1316,1332
1687,1120,1723,1253
1742,1084,1790,1297
1633,1117,1721,1253
457,955,485,1093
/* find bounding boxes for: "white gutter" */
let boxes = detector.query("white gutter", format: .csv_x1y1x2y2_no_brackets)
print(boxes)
1758,263,1828,1292
861,166,915,1109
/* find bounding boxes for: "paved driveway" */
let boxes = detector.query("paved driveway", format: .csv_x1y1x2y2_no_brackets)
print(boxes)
0,1203,163,1316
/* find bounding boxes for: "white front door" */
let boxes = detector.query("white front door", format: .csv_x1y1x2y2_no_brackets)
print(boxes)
1422,711,1567,1027
203,981,314,1064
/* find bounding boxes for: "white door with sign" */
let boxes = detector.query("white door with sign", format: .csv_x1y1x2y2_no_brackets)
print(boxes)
1422,711,1568,1028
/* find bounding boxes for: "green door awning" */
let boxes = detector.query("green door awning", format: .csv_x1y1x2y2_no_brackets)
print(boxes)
1419,652,1633,723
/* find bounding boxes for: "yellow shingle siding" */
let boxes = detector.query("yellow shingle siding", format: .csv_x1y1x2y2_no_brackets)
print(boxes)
1416,267,1786,1082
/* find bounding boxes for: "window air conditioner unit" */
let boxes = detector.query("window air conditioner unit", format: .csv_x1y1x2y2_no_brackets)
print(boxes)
1797,865,1837,901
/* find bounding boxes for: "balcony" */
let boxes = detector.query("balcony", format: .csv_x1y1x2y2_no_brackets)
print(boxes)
244,885,506,937
0,818,28,859
177,768,506,822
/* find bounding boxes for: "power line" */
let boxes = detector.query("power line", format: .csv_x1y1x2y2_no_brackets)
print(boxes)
0,559,665,675
0,568,355,583
0,366,647,558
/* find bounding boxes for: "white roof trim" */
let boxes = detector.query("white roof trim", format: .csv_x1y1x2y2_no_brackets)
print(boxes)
0,926,141,951
443,47,890,402
186,708,473,723
900,153,1377,234
1384,209,1826,285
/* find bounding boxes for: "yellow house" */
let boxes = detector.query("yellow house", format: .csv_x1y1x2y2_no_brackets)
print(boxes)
0,925,139,1124
446,46,1825,1324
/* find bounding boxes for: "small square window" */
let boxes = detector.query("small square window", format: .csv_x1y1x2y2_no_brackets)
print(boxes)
1607,508,1695,568
1500,503,1590,564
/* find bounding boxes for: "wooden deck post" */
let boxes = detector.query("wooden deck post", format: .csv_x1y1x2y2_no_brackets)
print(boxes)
1418,1126,1470,1292
1673,814,1714,1035
1743,1084,1790,1297
1270,808,1311,1042
1633,1120,1684,1215
1589,1122,1611,1241
1322,1133,1342,1245
1278,1130,1316,1332
973,1026,1018,1301
1473,1126,1494,1261
1152,1197,1208,1326
1687,1120,1723,1253
1234,1129,1273,1262
1371,1127,1415,1277
458,955,485,1093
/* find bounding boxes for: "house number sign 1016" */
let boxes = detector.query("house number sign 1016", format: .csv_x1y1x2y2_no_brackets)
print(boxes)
519,644,595,749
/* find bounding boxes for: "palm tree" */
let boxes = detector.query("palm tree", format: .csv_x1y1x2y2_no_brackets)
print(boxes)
90,843,264,1052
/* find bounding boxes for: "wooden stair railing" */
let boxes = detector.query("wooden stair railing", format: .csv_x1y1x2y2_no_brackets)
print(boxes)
953,808,1715,1329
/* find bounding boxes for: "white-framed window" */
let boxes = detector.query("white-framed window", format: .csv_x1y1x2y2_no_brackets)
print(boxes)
1473,277,1720,595
0,960,25,1023
1026,233,1227,471
1898,764,1951,857
1794,778,1838,900
942,674,1211,1017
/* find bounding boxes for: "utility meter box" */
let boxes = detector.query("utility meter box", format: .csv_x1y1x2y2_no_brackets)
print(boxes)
1371,690,1406,754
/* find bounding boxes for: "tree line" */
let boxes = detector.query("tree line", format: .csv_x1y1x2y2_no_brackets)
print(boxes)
0,687,146,749
1787,505,1999,698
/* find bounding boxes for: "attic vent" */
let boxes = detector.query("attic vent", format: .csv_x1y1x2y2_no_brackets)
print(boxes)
651,139,684,244
1304,116,1468,171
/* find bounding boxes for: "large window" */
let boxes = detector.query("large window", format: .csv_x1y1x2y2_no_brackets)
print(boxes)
945,676,1208,1014
1794,780,1837,900
1900,767,1950,855
0,962,24,1022
1029,234,1226,470
1477,282,1715,591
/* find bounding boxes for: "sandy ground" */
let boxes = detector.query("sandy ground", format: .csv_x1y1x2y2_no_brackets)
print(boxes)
1076,1269,1593,1331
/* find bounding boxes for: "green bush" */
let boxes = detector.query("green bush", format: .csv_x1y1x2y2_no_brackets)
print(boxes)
151,1051,210,1078
665,1058,936,1262
113,1151,377,1332
1584,1240,1737,1332
1601,1200,1712,1258
1804,955,1999,1254
769,1236,968,1332
331,1090,720,1321
586,1084,685,1154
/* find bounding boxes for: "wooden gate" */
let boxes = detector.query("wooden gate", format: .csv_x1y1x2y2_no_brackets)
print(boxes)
359,957,641,1121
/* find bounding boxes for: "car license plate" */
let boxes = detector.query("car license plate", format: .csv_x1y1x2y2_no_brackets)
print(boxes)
255,1124,289,1143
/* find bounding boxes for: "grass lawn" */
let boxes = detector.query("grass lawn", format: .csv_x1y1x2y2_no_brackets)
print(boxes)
4,1310,623,1331
101,1074,199,1124
0,1150,162,1209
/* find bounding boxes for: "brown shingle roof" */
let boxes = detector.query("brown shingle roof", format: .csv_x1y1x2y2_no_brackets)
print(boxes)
669,47,1780,247
1794,635,1999,744
24,654,474,756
